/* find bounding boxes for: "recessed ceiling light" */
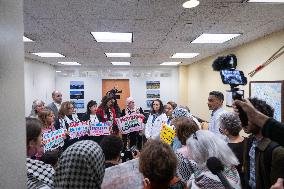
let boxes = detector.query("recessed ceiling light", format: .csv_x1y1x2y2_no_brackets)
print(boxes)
248,0,284,2
32,52,65,57
182,0,200,8
191,33,241,44
105,53,131,57
55,70,62,73
91,32,133,43
111,62,131,66
171,53,199,58
58,62,81,66
160,62,181,66
23,36,34,42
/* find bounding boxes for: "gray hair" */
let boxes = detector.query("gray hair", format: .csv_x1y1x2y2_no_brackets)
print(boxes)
219,112,242,136
29,99,44,117
186,130,239,168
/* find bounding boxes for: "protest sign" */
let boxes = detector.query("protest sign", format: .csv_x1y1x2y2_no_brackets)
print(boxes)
68,121,90,139
42,129,65,152
89,122,111,136
116,114,144,134
160,122,176,145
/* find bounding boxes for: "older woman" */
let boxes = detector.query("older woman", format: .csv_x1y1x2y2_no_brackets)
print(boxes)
186,130,241,189
54,140,105,188
121,97,145,150
145,99,168,140
26,117,55,188
29,99,45,118
172,117,199,183
219,112,245,186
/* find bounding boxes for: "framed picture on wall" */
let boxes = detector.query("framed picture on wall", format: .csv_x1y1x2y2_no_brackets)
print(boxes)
249,81,284,122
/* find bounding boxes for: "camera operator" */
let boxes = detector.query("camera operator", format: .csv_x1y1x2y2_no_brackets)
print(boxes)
233,99,284,146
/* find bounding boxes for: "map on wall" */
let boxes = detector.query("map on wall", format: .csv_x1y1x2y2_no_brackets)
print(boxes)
250,81,283,122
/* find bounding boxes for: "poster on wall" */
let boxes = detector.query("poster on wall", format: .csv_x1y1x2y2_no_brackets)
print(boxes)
146,100,154,108
70,81,84,89
70,90,84,99
146,90,160,98
71,100,85,109
250,81,284,122
146,81,160,89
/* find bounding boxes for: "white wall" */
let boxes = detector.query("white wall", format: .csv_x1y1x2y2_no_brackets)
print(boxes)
55,67,179,113
24,58,56,116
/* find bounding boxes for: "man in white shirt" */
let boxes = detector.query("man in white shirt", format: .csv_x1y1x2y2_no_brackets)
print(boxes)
208,91,227,138
47,90,62,119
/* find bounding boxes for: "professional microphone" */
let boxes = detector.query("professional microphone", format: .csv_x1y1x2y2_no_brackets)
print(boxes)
206,157,233,189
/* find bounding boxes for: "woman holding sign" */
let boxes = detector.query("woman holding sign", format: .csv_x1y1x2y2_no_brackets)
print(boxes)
121,97,146,151
145,99,168,140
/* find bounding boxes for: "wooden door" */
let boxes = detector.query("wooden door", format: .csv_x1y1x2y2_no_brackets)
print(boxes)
102,79,130,110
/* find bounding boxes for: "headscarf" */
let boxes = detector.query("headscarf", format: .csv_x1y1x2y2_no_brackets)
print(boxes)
54,140,105,189
172,107,201,128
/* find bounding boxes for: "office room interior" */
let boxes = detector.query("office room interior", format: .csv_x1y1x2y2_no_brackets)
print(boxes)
1,0,284,187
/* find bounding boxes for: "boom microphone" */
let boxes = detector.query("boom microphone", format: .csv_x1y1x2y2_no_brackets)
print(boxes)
212,54,237,71
206,157,233,189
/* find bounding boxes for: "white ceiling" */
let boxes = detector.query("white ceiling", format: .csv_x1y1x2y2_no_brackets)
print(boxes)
23,0,284,67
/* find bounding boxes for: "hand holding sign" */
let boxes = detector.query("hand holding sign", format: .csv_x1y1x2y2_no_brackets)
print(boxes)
160,122,176,145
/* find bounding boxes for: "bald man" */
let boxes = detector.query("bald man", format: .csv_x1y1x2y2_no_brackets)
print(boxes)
47,90,62,119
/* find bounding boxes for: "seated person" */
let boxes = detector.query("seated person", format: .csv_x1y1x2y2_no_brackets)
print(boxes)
100,135,124,168
139,140,187,189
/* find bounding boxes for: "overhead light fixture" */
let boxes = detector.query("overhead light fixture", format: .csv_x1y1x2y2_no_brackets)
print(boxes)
182,0,200,8
191,33,241,44
55,70,62,73
32,52,65,57
171,53,199,58
105,53,131,57
91,32,133,43
58,62,81,66
160,62,181,66
248,0,284,2
111,62,131,66
23,36,34,42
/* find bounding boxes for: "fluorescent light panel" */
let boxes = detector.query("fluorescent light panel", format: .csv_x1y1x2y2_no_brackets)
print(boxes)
171,53,199,58
248,0,284,2
191,33,241,44
58,62,81,66
32,52,65,57
91,32,132,43
111,62,131,66
105,53,131,57
55,70,62,73
23,36,33,42
160,62,181,66
182,0,200,8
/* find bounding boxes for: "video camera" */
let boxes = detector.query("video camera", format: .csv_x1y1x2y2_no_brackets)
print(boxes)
212,54,248,126
106,87,122,100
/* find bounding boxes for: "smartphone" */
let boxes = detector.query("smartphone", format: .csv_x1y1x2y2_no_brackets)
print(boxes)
220,70,247,85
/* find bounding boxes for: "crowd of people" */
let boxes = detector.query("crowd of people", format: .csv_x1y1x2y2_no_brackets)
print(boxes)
25,89,284,189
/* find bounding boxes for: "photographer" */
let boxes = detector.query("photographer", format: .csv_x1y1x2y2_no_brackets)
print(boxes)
233,99,284,146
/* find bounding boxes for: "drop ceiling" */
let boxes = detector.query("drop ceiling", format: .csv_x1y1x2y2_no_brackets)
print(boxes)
23,0,284,67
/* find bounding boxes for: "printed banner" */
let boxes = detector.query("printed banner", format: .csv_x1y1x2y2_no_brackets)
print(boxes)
42,129,65,152
90,122,112,136
68,121,90,139
160,122,176,145
116,114,144,134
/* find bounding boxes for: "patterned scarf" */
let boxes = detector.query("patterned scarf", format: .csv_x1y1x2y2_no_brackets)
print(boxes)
54,140,105,188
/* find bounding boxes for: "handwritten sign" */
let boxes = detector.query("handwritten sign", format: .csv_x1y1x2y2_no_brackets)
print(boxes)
42,129,65,152
90,122,112,136
68,121,90,139
116,114,144,134
160,122,175,145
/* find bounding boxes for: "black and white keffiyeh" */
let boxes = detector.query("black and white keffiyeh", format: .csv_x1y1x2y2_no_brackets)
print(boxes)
54,140,105,189
27,158,55,189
